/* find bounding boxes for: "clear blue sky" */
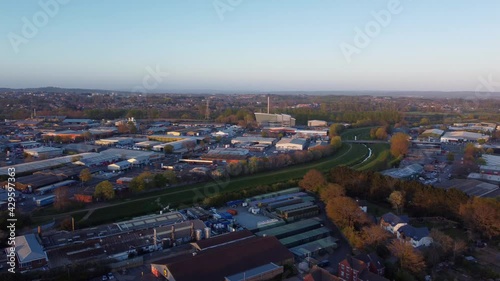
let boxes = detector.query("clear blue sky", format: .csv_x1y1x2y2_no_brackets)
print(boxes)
1,0,499,92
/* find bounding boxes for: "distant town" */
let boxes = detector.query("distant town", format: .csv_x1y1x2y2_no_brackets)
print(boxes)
0,90,499,281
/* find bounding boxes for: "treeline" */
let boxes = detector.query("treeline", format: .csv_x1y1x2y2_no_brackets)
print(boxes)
129,171,177,192
283,109,402,126
328,166,500,239
214,108,256,127
226,145,336,177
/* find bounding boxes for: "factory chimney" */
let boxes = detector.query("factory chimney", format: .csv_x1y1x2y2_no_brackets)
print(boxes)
267,96,270,114
153,228,157,248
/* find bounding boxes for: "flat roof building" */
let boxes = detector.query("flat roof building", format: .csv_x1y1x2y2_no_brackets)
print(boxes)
254,113,296,127
275,138,307,151
95,137,134,146
441,131,489,143
307,120,327,127
289,236,338,259
151,235,293,281
231,136,277,145
24,146,63,158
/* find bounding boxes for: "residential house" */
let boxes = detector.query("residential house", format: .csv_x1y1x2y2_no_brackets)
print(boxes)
379,212,409,234
397,225,433,248
338,255,389,281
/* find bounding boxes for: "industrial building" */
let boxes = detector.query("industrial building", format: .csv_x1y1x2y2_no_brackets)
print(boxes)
483,154,500,166
443,179,499,197
307,120,327,127
255,218,323,239
381,164,423,180
0,152,98,175
279,227,331,248
295,130,328,138
275,202,319,220
418,129,444,141
95,137,135,146
190,229,254,251
231,136,277,145
467,173,500,184
440,131,489,143
133,141,163,150
247,187,301,202
151,235,293,281
107,160,131,171
224,263,284,281
23,146,63,158
149,138,197,153
480,165,500,175
202,147,250,162
289,237,338,259
62,118,98,125
275,138,307,151
254,113,296,127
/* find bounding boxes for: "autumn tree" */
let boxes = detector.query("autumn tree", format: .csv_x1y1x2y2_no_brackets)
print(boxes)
299,169,327,193
328,124,344,138
459,197,500,239
319,183,345,202
163,170,177,184
388,239,426,274
376,127,388,140
54,186,70,211
94,181,115,200
420,117,430,126
330,136,342,149
361,225,391,249
129,172,153,192
390,133,410,158
326,196,369,229
79,168,92,187
388,190,405,214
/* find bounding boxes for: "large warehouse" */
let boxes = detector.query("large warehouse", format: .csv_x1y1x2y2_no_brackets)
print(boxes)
440,131,489,143
254,113,296,127
150,235,293,281
24,146,63,158
275,138,307,151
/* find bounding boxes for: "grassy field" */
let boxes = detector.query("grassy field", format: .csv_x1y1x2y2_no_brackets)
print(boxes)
340,127,373,141
355,143,391,171
84,143,370,225
32,142,370,227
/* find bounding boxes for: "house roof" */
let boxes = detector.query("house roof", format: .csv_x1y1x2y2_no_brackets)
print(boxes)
381,212,409,226
355,252,385,270
304,266,341,281
341,256,367,272
155,236,293,281
15,234,46,263
398,225,430,241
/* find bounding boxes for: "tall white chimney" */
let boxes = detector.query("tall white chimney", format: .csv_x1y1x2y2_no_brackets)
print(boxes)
267,96,270,114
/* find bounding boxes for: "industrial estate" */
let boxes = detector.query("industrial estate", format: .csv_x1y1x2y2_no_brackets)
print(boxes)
0,92,499,281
